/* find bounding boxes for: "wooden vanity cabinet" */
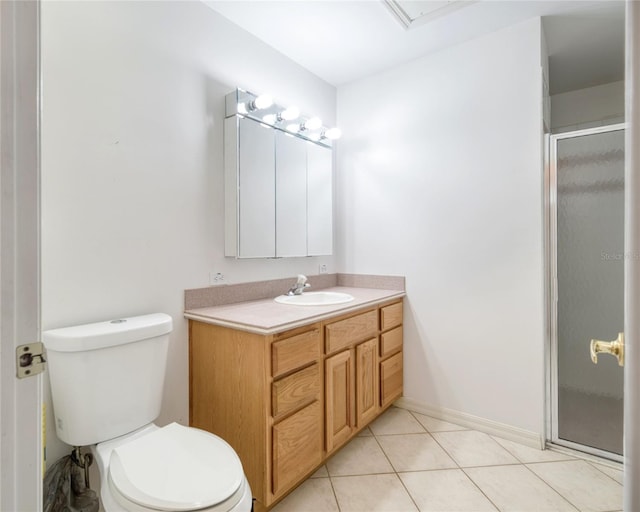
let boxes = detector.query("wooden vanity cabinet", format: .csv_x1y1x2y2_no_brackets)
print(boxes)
189,298,403,511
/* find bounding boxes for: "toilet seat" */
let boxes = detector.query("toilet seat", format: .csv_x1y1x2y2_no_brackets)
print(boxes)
108,423,246,511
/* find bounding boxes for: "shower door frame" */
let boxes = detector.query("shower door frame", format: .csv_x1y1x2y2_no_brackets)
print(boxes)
547,123,626,463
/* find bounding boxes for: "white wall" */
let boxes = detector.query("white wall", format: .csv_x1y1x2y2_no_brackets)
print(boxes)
41,0,335,463
551,81,625,132
336,18,545,436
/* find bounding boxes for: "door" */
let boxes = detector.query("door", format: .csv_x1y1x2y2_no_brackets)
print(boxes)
0,1,44,510
275,130,307,257
550,125,625,460
238,116,276,258
307,142,333,256
325,350,353,452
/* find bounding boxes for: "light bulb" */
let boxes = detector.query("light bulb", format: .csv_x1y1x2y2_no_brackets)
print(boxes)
308,132,321,142
281,106,300,121
285,123,299,133
262,114,277,124
253,94,273,110
324,127,342,140
303,117,322,131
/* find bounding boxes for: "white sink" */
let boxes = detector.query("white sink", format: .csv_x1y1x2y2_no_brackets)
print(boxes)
274,291,354,306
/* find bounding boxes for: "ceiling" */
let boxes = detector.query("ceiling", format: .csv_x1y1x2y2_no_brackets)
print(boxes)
205,0,625,94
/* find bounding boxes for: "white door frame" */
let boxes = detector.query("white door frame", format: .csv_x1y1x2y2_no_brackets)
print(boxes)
547,123,626,463
624,2,640,509
0,1,43,511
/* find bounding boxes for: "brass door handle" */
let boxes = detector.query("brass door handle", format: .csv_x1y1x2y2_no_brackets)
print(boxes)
590,332,624,366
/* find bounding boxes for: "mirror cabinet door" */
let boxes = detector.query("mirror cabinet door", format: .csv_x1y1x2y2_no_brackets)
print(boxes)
239,117,275,258
276,131,308,257
225,114,333,258
307,143,333,256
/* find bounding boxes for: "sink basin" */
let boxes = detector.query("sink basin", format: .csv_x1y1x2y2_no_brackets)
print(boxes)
274,291,354,306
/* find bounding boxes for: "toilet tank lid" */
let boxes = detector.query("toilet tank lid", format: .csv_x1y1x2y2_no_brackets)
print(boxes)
42,313,173,352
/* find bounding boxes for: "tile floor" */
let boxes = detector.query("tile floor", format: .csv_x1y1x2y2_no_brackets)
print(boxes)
271,407,623,512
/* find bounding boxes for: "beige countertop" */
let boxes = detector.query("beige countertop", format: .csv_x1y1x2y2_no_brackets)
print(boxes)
184,286,405,335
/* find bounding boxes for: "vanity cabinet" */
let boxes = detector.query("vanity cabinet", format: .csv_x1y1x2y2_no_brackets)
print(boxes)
189,299,403,512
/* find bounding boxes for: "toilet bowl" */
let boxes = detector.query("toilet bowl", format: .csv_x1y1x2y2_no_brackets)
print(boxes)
42,313,252,512
93,423,252,512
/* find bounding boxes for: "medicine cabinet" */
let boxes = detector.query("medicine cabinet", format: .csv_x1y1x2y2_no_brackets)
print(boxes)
224,89,334,259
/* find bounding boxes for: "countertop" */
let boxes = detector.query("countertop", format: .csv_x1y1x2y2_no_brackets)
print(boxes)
184,286,405,335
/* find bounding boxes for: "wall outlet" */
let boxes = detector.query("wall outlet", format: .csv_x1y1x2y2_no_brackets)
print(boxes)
319,264,328,274
209,272,225,285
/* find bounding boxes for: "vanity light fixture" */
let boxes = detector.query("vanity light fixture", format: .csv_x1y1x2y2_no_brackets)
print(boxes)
301,117,322,131
323,127,342,140
281,106,300,121
262,113,277,124
262,106,300,126
226,88,340,147
245,94,273,112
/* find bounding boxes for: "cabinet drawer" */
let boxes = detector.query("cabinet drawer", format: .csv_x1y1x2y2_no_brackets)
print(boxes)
380,326,403,359
380,302,403,331
272,363,320,418
325,310,377,355
380,351,403,407
272,329,320,378
272,400,322,496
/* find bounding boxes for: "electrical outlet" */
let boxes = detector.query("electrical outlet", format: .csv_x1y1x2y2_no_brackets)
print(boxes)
209,272,225,285
319,264,328,274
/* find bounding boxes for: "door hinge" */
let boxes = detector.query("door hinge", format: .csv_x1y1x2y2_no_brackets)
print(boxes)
16,342,46,379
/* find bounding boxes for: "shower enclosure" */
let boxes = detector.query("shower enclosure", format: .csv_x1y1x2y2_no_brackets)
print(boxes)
548,124,625,460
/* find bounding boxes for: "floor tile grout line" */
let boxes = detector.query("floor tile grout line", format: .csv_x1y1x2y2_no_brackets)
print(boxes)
402,410,507,511
488,435,536,465
369,424,423,512
519,461,582,512
407,409,522,512
291,408,620,512
326,473,342,512
586,460,625,486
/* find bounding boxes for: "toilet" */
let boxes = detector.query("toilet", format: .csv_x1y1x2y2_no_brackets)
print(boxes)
43,313,252,512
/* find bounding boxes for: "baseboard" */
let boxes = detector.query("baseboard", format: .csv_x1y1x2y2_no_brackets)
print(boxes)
394,397,544,450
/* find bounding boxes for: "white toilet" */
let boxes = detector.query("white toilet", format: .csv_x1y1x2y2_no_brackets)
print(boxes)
43,313,252,512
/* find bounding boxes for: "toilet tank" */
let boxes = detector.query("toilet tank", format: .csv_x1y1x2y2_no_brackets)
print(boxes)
42,313,173,446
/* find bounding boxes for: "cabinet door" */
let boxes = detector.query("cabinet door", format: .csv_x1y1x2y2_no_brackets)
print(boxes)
275,131,307,257
238,116,275,258
356,338,379,427
325,350,353,452
272,400,322,496
307,143,332,256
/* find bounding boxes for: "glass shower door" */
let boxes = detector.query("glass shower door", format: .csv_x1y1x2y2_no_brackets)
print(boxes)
551,125,625,458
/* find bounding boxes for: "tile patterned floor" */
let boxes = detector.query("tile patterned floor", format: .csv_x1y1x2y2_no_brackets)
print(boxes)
271,407,624,512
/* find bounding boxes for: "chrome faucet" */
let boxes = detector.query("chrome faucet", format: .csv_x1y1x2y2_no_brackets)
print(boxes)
286,274,310,296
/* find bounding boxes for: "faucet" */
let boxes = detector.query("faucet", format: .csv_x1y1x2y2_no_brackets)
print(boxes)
286,274,310,296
